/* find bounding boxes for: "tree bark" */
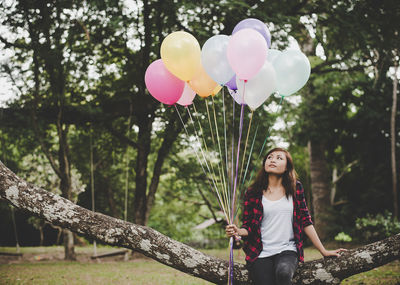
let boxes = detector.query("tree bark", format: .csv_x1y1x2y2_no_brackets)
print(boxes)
145,115,182,224
133,112,153,225
308,140,332,241
1,160,399,284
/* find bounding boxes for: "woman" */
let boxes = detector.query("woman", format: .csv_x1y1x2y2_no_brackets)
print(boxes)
226,148,346,285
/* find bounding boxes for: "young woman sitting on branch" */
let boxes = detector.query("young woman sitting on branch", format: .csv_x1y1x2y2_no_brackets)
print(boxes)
226,147,346,285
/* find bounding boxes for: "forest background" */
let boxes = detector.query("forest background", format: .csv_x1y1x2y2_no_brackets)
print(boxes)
0,0,399,260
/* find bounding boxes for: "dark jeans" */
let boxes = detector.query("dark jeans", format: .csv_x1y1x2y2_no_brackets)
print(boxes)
249,250,298,285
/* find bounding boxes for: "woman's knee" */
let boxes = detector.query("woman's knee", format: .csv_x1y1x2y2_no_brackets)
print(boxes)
275,266,294,283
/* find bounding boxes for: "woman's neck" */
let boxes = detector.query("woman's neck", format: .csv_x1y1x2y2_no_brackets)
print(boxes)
267,174,283,190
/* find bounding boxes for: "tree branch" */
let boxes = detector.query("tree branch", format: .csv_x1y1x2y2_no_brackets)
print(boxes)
314,65,364,74
0,35,28,49
0,160,399,284
104,123,140,149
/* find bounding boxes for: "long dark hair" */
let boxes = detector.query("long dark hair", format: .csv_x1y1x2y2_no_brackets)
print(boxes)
249,148,298,198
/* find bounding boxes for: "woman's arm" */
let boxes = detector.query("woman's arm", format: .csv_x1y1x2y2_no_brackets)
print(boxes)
304,225,347,257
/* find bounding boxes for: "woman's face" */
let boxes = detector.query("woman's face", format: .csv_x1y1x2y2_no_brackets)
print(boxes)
264,151,287,175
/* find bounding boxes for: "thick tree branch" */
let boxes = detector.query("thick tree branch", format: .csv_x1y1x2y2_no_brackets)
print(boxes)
0,160,399,284
315,65,364,74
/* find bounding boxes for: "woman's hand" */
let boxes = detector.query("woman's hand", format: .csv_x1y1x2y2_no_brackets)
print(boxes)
322,248,347,257
225,224,239,238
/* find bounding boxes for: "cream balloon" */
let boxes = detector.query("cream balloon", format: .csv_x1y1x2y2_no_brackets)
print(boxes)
161,31,201,81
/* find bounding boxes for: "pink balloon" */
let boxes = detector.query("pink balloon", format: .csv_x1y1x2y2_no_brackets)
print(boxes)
177,83,196,106
227,28,268,81
145,59,185,105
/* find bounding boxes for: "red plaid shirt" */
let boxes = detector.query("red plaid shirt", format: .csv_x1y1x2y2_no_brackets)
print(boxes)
241,181,313,263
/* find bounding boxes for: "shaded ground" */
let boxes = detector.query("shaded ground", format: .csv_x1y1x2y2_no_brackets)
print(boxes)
0,246,399,284
0,246,135,264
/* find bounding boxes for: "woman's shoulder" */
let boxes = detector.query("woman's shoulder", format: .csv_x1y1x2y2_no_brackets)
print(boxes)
295,180,305,194
295,180,303,187
244,187,261,199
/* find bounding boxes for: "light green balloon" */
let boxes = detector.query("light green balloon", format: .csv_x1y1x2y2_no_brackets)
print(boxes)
266,49,281,64
273,49,311,96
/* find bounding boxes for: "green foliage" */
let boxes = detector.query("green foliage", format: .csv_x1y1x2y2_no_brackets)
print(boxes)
355,211,400,242
334,232,352,243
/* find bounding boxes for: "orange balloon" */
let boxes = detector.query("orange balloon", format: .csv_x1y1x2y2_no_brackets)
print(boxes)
189,64,218,98
212,85,222,96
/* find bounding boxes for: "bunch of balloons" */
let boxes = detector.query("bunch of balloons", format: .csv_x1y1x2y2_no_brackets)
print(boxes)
145,18,311,110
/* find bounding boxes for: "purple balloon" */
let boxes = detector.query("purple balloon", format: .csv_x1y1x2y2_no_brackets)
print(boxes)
226,75,237,90
232,18,271,48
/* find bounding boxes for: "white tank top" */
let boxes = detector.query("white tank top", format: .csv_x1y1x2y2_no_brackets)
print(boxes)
258,195,297,258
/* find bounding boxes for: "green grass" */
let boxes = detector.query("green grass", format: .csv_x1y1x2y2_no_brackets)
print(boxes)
0,246,399,284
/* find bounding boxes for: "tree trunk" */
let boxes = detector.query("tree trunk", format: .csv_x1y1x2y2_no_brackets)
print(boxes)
133,113,152,225
105,177,119,218
57,123,76,260
391,61,399,219
308,140,332,241
145,116,181,224
1,160,399,284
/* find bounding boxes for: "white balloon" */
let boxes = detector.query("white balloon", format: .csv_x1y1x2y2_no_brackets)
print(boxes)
201,35,235,85
236,61,277,110
228,88,246,105
177,83,196,106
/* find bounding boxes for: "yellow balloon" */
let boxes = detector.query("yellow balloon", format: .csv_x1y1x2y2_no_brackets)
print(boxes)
189,64,218,98
212,85,222,96
161,31,201,81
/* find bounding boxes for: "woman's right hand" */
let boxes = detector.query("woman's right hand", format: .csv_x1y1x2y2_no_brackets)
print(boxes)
225,224,239,238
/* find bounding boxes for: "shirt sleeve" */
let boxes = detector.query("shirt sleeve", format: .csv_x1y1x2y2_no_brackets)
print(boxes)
241,190,254,239
297,182,313,228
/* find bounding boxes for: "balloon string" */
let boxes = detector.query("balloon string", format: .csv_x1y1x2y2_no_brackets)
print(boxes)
231,93,235,212
192,102,211,156
222,88,231,206
233,123,260,222
241,124,258,189
211,95,229,215
205,99,216,146
191,102,220,184
175,105,229,221
231,99,245,223
238,110,254,191
244,95,286,189
192,102,227,212
228,237,234,285
199,100,225,206
185,105,230,220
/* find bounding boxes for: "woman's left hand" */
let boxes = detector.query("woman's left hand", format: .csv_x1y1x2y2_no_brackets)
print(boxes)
322,248,347,257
